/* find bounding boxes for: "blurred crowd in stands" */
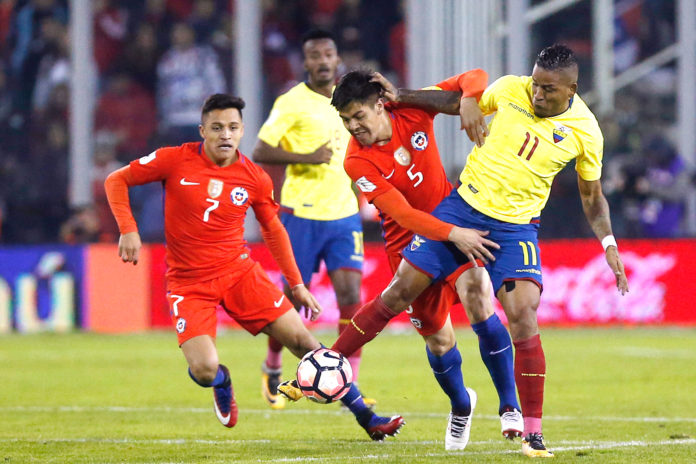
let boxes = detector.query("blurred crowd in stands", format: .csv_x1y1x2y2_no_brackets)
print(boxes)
0,0,692,245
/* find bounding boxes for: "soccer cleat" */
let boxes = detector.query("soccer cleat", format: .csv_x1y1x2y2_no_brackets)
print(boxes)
261,365,286,410
522,432,554,458
213,365,238,428
445,387,477,450
277,379,304,402
500,407,524,439
363,414,405,441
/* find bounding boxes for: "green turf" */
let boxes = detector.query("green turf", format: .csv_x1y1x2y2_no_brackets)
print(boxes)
1,327,695,463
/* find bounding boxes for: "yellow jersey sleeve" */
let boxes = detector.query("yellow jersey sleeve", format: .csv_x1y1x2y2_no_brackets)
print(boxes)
257,83,358,221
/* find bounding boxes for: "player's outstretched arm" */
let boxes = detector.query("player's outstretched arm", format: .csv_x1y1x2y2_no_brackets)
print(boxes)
577,176,629,295
372,189,498,264
252,139,332,165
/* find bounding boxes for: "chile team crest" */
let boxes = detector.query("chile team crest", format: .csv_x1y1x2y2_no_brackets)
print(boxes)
410,131,428,151
231,187,249,206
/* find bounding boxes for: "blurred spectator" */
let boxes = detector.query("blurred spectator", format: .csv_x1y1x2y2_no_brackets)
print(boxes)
116,22,160,94
9,0,67,76
31,17,68,112
91,131,123,241
633,136,691,238
60,204,101,244
188,0,219,43
156,21,225,146
0,0,16,52
93,0,128,74
95,72,157,161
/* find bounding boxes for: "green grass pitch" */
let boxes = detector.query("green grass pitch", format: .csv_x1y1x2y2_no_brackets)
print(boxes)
1,327,695,463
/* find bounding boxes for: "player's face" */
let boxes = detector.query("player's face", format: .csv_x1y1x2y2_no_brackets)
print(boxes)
338,98,388,146
199,108,244,167
303,38,340,87
530,65,578,118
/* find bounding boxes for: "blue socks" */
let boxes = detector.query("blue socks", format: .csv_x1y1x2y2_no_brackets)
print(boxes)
471,314,519,413
426,344,471,415
340,383,374,426
188,365,229,388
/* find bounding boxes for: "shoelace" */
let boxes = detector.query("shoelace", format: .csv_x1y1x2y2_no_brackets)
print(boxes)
449,415,469,438
501,410,520,422
525,433,546,450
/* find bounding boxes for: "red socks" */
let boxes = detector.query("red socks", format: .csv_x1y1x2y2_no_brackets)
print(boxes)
513,334,546,434
332,296,398,357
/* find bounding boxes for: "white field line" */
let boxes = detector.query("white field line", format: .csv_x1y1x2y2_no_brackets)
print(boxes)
2,405,696,423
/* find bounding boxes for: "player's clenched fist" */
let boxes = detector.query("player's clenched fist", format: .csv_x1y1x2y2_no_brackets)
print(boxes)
118,231,142,265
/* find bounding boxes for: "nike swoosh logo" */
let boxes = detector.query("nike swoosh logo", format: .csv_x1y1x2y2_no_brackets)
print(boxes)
489,345,511,355
214,404,231,424
383,169,395,179
180,178,200,186
274,296,285,308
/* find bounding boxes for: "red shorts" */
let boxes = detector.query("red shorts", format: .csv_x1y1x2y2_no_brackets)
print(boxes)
387,252,472,336
166,258,294,345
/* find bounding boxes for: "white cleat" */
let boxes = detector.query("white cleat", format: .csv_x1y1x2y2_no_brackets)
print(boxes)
500,408,524,439
445,387,477,450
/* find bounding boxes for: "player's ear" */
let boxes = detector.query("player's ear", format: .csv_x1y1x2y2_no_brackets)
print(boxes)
198,124,204,140
569,82,578,96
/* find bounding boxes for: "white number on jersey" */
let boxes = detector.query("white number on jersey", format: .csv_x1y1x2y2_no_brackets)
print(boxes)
203,198,219,222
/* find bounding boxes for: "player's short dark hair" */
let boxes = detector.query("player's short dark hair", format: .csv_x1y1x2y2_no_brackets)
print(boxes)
535,44,578,71
330,69,382,111
301,29,336,47
201,94,245,119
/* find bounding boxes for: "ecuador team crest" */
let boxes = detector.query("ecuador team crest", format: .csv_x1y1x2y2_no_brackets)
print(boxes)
553,124,572,143
208,179,224,198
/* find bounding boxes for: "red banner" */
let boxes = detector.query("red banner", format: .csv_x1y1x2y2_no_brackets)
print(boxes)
148,239,696,329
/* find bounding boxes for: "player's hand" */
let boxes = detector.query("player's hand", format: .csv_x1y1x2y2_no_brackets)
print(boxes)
605,246,629,295
118,231,142,265
370,72,399,102
291,284,322,321
448,227,499,265
306,142,332,164
459,97,488,147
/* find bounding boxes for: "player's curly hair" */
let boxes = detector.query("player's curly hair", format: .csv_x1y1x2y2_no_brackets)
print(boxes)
330,69,382,111
535,44,577,70
201,93,245,119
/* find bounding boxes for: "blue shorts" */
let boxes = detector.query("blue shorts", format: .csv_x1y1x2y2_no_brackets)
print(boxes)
402,189,542,294
280,212,363,284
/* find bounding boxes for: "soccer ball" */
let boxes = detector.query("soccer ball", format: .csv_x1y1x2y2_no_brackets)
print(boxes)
296,348,353,403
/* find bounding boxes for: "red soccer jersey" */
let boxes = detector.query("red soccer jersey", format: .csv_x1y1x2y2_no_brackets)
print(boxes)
127,142,279,284
344,106,453,254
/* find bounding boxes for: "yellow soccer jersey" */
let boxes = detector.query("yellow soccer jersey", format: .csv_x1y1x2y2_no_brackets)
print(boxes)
257,82,358,220
457,75,603,224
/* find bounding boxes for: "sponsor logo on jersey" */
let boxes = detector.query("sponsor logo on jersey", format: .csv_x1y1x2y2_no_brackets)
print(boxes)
410,131,428,151
394,146,411,166
410,235,426,251
355,176,377,192
231,186,249,205
468,183,479,194
176,318,186,334
139,151,157,165
553,124,572,143
208,179,224,198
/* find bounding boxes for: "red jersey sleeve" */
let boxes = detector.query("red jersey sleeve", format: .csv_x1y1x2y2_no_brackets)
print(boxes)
104,166,138,234
127,147,178,184
250,167,280,224
372,188,453,241
434,68,488,100
344,146,397,204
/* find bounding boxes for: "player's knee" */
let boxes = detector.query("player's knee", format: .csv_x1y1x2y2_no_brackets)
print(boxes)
188,360,219,385
424,331,456,356
381,283,419,312
286,331,321,358
505,304,539,339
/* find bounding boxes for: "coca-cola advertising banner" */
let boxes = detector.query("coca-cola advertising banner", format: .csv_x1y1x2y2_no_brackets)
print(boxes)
216,239,694,328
